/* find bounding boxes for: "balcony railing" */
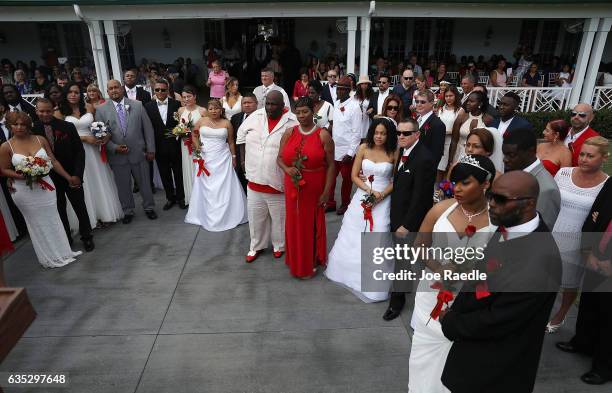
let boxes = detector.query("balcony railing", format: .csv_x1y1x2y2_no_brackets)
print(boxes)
592,87,612,110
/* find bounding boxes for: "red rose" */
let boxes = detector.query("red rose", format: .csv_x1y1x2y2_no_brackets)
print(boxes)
424,123,431,131
340,106,345,112
298,179,306,186
464,224,477,238
368,175,374,183
401,156,408,162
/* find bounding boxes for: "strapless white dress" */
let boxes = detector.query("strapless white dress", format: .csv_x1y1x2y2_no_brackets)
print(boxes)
65,113,123,225
325,159,393,303
185,126,247,231
408,202,495,393
10,146,81,267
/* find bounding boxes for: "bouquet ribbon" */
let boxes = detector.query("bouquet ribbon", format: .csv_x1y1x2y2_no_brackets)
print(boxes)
194,158,210,177
430,281,454,320
360,202,374,232
184,137,193,155
38,178,55,191
100,145,107,163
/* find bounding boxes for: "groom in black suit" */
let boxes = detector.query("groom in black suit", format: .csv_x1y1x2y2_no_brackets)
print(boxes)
32,98,94,251
144,79,184,210
414,90,446,169
383,118,437,321
439,171,561,393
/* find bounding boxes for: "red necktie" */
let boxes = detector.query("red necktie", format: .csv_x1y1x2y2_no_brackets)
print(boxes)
44,124,54,150
498,225,508,240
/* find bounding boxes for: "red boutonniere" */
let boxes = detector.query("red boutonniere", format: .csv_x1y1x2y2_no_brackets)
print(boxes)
464,224,477,238
340,106,345,113
53,130,66,140
401,155,408,162
423,123,431,131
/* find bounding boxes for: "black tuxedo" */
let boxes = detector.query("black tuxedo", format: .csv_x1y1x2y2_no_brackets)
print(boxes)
32,118,92,241
440,218,561,393
320,84,335,106
124,86,151,104
418,113,446,169
230,112,249,191
144,98,184,203
0,119,27,236
9,99,38,123
388,141,437,310
366,91,389,117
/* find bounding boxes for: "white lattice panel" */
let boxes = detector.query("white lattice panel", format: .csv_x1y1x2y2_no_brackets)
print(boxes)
593,87,612,110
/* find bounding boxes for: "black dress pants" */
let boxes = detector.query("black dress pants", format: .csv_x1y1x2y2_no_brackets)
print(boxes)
54,176,92,241
156,142,185,203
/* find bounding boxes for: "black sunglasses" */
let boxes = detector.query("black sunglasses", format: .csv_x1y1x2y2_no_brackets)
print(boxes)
487,192,533,204
397,130,418,137
570,111,588,118
403,76,414,80
154,88,168,92
415,100,428,105
387,105,399,111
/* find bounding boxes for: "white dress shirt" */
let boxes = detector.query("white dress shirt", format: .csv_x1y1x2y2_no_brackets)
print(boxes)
0,119,9,140
156,98,168,125
8,103,22,112
501,214,540,241
417,111,433,128
126,86,137,101
252,83,291,109
332,98,362,161
523,158,541,174
329,84,338,103
376,89,390,115
398,140,419,170
564,126,589,147
497,117,514,135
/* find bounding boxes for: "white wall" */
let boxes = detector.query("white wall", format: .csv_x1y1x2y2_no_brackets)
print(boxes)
0,23,43,63
128,20,203,66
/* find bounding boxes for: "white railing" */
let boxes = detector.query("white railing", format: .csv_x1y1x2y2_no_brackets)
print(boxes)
592,87,612,110
22,94,44,106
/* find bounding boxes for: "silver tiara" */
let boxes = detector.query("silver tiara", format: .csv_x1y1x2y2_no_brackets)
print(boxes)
378,116,398,128
458,155,492,180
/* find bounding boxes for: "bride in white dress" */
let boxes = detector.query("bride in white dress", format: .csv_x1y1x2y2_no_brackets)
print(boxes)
60,83,123,227
408,155,496,393
185,99,247,231
325,118,397,303
0,114,81,267
178,86,208,205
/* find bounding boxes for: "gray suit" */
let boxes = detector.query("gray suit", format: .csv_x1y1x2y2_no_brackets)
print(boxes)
95,98,156,215
527,161,560,229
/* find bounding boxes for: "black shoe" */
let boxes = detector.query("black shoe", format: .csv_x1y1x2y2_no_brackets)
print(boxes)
163,201,175,211
178,201,187,209
325,205,336,213
581,371,610,385
152,187,156,194
382,307,402,321
122,214,134,224
556,341,580,354
145,210,158,220
133,185,139,193
83,238,95,252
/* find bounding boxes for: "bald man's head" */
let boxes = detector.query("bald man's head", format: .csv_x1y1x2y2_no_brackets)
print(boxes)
107,79,125,102
489,171,538,227
570,103,594,132
265,90,284,119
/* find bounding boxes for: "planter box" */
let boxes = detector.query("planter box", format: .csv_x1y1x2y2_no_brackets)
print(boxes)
0,288,36,363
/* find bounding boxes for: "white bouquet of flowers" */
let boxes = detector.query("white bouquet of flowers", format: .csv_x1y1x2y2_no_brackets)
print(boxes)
14,155,54,190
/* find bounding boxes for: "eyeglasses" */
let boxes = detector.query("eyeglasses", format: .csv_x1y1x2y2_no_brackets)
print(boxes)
397,130,418,137
403,76,414,80
570,111,588,118
154,88,168,92
386,105,399,111
378,81,389,84
415,100,428,105
487,192,533,205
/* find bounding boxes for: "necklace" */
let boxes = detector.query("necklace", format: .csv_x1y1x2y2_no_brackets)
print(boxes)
460,203,488,223
299,124,317,135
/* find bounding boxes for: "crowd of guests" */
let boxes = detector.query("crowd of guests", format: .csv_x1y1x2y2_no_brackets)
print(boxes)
0,51,610,391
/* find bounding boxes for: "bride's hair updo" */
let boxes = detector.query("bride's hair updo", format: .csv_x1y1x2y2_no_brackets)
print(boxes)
366,117,398,155
450,154,496,186
207,98,226,119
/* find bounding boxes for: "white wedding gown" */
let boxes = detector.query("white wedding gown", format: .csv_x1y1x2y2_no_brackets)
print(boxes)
180,108,203,204
408,202,495,393
9,143,81,267
325,159,393,303
185,126,247,231
66,113,123,227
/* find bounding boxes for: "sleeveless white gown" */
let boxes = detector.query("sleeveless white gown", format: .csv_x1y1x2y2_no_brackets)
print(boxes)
65,113,123,226
10,145,81,267
185,126,247,231
325,159,394,303
408,202,495,393
180,108,202,203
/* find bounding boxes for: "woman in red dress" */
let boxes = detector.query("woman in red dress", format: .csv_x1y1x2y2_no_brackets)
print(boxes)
0,212,15,286
278,97,335,279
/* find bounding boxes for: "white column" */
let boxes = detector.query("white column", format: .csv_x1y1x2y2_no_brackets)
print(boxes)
580,18,611,104
346,17,357,75
569,18,600,106
103,20,123,81
87,20,110,95
359,16,371,78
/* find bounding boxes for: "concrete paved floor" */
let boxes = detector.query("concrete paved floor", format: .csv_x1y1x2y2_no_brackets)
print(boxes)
0,192,608,393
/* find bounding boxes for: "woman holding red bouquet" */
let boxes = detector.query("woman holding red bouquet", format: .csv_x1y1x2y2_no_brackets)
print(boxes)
278,97,335,279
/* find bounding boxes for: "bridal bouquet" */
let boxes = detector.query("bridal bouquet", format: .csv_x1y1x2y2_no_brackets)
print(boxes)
360,175,376,232
169,112,195,154
192,148,210,177
90,121,111,163
14,155,54,191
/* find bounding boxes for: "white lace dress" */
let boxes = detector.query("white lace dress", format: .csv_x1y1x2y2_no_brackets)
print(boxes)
221,95,242,119
66,113,123,225
185,126,247,231
325,159,393,303
408,202,495,393
553,167,608,288
180,107,203,203
8,141,81,267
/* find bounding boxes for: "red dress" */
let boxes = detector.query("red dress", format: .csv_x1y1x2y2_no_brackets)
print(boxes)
541,159,561,177
0,213,14,256
281,126,327,278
